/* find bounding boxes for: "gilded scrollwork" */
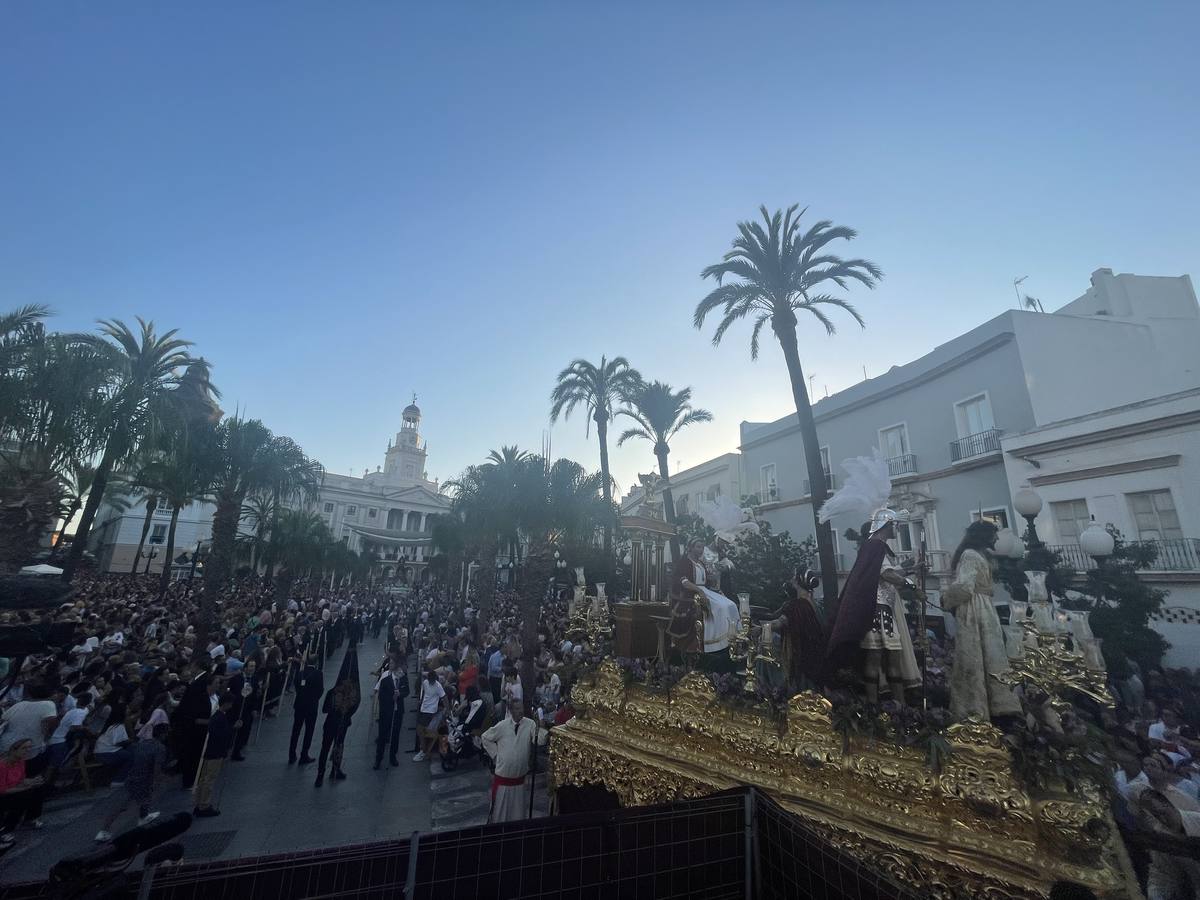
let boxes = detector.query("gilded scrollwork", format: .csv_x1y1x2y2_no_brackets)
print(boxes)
550,659,1130,899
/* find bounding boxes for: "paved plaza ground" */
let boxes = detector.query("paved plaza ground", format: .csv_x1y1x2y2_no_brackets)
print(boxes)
0,633,523,884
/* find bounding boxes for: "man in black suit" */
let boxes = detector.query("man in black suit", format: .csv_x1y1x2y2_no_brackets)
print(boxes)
373,653,409,769
288,654,323,765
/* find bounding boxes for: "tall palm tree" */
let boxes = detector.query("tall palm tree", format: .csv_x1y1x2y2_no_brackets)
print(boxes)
62,319,212,581
616,381,713,524
550,356,641,553
203,417,276,640
694,205,881,608
0,318,110,569
255,436,324,583
129,490,162,574
138,426,220,596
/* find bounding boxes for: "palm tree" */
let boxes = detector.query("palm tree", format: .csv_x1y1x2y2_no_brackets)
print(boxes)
138,426,220,596
695,205,881,609
0,317,110,569
203,417,276,640
62,319,212,581
255,436,324,583
616,381,713,524
241,492,276,575
550,356,641,553
129,489,162,574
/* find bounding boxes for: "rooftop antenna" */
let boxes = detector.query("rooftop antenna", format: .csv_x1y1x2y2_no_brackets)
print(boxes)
862,365,868,381
1012,275,1028,309
808,373,817,396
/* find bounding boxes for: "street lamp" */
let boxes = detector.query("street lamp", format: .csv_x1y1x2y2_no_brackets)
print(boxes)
1013,487,1044,548
1079,519,1115,562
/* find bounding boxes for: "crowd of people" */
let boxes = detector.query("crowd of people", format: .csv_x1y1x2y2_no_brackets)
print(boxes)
0,571,586,862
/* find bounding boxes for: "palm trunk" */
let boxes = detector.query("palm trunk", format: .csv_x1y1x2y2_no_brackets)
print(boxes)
518,543,553,704
654,446,675,524
596,414,614,554
655,445,686,578
61,440,122,582
776,325,842,616
202,492,242,643
158,505,181,597
476,542,498,628
53,496,82,551
131,496,159,573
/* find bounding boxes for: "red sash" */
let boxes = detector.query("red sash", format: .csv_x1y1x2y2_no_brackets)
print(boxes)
490,773,526,802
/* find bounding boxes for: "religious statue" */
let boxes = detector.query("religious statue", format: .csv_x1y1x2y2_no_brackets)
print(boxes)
762,573,826,691
674,537,740,655
820,450,922,704
636,473,665,521
942,522,1021,721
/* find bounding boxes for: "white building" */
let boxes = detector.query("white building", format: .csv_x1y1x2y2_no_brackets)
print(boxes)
619,452,744,520
315,400,451,582
89,400,452,583
88,499,216,576
731,268,1199,663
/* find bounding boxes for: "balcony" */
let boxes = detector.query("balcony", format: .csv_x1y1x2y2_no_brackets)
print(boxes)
802,472,835,496
886,453,918,477
950,428,1001,463
1049,538,1200,573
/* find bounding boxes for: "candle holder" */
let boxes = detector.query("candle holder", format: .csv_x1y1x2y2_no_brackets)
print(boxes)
994,617,1113,714
727,610,758,693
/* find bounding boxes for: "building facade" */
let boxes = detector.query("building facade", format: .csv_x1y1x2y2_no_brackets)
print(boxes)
88,400,452,583
312,401,451,583
736,269,1200,659
88,500,216,577
619,452,744,519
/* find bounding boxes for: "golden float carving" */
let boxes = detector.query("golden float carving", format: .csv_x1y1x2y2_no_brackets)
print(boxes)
551,660,1132,899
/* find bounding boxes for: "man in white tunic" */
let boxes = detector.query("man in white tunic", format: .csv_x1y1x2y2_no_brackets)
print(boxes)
481,697,546,823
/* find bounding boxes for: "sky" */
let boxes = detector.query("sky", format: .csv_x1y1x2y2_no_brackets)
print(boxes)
3,3,1198,499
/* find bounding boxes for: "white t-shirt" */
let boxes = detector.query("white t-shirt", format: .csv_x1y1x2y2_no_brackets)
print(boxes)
0,700,58,755
419,679,446,714
50,707,88,745
95,723,130,755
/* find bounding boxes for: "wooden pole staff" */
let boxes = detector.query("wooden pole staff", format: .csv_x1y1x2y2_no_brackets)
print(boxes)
254,671,271,744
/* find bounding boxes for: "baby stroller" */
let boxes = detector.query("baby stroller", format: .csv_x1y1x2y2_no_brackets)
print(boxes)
438,698,489,772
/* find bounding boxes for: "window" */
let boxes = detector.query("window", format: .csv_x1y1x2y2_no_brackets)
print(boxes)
894,522,914,553
971,507,1010,529
405,464,415,478
1051,499,1091,543
880,424,908,461
675,494,690,515
150,524,167,544
1128,490,1183,541
706,484,722,502
819,447,831,476
954,393,994,437
345,505,357,517
368,508,377,519
324,502,334,513
760,464,778,502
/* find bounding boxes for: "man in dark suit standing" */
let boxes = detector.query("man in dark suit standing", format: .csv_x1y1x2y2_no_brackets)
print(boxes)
373,653,409,769
288,654,323,765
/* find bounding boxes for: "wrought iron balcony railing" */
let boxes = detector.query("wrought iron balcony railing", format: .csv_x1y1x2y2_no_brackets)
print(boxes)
887,453,918,477
1048,538,1200,573
950,428,1002,462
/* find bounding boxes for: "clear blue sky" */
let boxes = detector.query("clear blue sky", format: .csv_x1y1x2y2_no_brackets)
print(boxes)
3,3,1198,496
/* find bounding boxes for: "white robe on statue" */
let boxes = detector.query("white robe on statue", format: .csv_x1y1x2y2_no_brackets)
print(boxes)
682,560,739,653
946,549,1021,720
482,714,547,823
